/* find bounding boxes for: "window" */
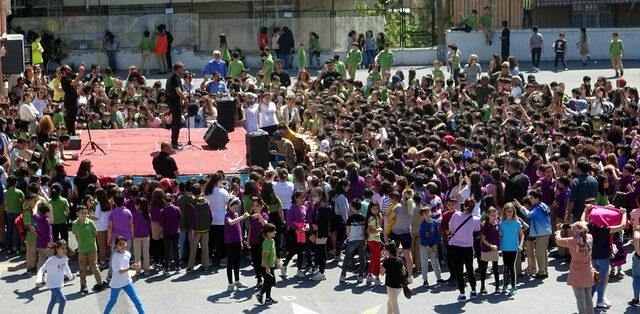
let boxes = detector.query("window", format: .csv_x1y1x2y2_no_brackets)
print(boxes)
572,4,612,27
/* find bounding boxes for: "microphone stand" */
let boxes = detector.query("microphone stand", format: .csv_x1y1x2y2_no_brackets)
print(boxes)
80,114,107,155
183,98,201,150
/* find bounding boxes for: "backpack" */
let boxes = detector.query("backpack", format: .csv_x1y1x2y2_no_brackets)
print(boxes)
14,211,26,241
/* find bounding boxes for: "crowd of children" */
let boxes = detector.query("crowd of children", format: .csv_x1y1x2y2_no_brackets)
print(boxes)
2,24,640,314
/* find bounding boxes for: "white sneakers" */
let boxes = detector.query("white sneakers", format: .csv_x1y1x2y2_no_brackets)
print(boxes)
227,284,235,292
234,281,247,288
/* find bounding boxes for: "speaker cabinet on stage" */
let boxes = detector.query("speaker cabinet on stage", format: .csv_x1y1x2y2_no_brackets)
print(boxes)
203,122,229,149
245,129,270,169
66,135,82,150
1,34,26,75
216,97,236,133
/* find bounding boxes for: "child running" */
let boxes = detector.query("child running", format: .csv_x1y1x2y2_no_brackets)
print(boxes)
104,236,145,314
36,239,74,314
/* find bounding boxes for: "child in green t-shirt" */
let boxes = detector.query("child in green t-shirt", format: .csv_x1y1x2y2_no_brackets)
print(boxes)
297,42,307,70
257,223,278,304
73,205,108,293
309,32,321,69
138,31,153,75
432,60,444,81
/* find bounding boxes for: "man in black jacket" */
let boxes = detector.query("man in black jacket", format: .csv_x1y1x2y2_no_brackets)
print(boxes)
504,158,530,205
278,27,295,69
271,60,291,87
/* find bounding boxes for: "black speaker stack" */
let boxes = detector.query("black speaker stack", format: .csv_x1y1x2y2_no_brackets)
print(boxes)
245,129,270,169
216,97,236,133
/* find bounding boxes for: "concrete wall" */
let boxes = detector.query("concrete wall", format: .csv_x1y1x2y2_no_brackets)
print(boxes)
445,28,640,62
59,46,439,71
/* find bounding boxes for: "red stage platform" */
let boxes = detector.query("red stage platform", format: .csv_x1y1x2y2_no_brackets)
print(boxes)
64,128,247,177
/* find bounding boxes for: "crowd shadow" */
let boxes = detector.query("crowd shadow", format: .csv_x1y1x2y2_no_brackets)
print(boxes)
13,287,44,303
207,287,256,305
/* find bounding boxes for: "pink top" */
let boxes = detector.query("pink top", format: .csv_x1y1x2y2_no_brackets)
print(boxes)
555,235,594,288
630,208,640,229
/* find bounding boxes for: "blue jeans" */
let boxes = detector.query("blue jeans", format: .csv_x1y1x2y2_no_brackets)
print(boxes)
633,254,640,299
592,257,610,304
365,49,376,67
47,287,66,314
283,53,292,69
104,283,145,314
6,213,20,251
178,229,192,261
106,50,118,71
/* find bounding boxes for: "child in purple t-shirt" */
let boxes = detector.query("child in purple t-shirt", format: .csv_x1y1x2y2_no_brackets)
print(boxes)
160,194,182,274
479,207,500,294
34,203,53,269
132,197,151,274
107,193,133,279
225,197,250,291
248,197,269,286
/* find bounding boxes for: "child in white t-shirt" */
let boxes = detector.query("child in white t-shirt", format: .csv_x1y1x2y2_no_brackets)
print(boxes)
36,240,74,314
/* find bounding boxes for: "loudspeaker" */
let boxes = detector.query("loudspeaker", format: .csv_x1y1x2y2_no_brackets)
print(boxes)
65,135,82,150
245,129,270,169
216,97,236,133
203,122,229,149
1,34,26,75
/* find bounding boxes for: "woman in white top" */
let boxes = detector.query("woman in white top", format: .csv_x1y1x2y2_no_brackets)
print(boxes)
18,90,40,134
33,86,48,118
36,239,74,314
204,172,230,265
104,236,145,314
243,93,260,133
259,93,279,134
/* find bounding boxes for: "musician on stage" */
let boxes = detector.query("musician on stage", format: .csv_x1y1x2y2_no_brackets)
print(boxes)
60,64,85,135
166,62,188,150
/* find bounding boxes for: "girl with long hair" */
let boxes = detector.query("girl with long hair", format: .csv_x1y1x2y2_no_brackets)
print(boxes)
36,240,74,314
448,198,481,302
261,182,285,255
282,190,308,278
479,207,501,294
310,186,332,281
224,197,250,291
554,221,593,314
499,202,524,295
94,188,111,265
248,196,269,287
365,201,383,284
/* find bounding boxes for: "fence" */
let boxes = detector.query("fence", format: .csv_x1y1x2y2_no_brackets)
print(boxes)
9,5,438,53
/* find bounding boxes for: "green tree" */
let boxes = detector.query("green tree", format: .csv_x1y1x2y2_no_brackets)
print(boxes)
354,0,435,48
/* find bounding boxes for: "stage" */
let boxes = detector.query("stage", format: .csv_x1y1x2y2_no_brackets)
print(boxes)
64,128,247,177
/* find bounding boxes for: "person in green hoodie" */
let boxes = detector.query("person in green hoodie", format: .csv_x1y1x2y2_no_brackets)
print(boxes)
609,32,624,77
228,51,245,79
139,31,153,75
309,32,321,69
260,51,274,86
333,55,347,79
346,43,362,80
297,42,307,70
220,34,231,63
374,43,394,75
